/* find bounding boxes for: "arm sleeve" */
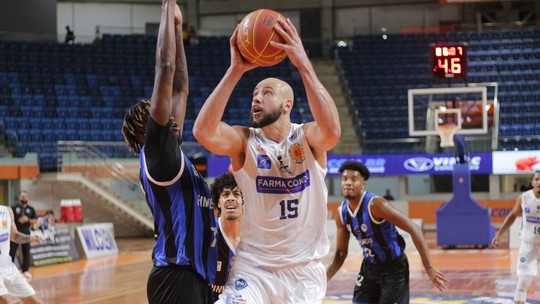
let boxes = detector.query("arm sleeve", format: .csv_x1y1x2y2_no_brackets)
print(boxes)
144,117,184,182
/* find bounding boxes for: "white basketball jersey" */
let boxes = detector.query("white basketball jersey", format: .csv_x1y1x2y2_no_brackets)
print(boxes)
520,190,540,244
0,206,11,262
233,124,330,267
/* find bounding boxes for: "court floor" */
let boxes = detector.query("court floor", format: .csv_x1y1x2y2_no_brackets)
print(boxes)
24,236,540,304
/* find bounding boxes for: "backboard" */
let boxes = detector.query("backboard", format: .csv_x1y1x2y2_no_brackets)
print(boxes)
408,86,492,137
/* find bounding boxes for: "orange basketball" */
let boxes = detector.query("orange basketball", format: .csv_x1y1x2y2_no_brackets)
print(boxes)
236,9,287,67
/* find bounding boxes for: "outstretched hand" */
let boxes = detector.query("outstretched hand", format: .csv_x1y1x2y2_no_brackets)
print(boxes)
427,267,448,291
270,18,309,69
229,26,257,74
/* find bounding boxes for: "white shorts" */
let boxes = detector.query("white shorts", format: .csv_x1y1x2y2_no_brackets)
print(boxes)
215,259,326,304
0,263,35,298
517,241,540,276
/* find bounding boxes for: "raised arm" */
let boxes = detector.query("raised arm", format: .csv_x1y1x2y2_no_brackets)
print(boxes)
326,214,350,281
492,195,523,247
193,26,256,166
271,18,341,155
171,4,188,135
370,197,447,291
150,0,177,126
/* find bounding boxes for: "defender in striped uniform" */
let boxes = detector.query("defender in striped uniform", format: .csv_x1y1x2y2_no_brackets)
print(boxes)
121,2,216,303
210,173,243,302
327,161,447,303
493,171,540,304
194,17,341,304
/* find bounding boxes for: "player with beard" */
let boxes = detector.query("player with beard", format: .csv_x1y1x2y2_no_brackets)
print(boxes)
210,173,243,302
193,17,341,304
326,160,447,303
492,171,540,304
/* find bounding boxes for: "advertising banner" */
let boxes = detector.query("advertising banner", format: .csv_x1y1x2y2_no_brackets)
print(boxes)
493,151,540,174
207,152,492,177
75,223,118,259
30,227,79,267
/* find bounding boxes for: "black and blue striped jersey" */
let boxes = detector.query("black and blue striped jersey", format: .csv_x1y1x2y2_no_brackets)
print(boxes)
339,191,405,264
140,145,217,284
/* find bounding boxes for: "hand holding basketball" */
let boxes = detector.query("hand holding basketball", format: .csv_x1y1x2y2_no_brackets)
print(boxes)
271,18,309,70
236,9,288,67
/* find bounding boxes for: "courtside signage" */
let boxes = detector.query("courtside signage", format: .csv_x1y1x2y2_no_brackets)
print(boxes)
327,153,491,175
207,153,492,176
76,223,118,259
493,151,540,174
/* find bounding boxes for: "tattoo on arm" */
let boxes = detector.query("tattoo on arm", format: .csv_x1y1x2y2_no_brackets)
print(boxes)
14,232,32,244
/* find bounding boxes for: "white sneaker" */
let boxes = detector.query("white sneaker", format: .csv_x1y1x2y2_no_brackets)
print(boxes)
23,271,32,280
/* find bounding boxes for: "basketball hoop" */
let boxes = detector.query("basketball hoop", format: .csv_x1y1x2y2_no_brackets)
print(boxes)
435,124,459,148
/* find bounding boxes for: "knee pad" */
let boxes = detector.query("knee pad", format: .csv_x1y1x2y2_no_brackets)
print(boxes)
514,275,532,302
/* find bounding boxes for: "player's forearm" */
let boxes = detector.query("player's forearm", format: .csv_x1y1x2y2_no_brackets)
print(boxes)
298,63,341,141
326,250,347,281
497,214,517,237
156,1,176,71
12,232,32,244
326,260,344,281
410,229,435,271
173,23,188,97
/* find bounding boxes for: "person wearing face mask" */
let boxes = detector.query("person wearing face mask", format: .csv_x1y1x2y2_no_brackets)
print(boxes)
9,191,38,281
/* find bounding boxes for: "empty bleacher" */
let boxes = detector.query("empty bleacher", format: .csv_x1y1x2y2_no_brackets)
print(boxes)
336,29,540,153
0,34,308,171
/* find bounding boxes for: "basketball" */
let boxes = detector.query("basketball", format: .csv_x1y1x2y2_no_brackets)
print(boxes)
236,9,287,67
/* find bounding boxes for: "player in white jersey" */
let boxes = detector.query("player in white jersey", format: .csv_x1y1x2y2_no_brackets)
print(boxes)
492,171,540,304
193,17,341,304
0,205,42,304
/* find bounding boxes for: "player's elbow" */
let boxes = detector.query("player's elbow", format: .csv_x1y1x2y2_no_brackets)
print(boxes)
327,125,341,142
323,126,341,148
192,123,209,143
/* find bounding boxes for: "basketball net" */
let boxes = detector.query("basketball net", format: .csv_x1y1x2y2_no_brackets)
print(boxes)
435,124,459,148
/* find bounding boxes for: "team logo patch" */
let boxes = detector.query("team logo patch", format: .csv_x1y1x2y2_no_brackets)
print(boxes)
288,143,305,164
361,224,368,232
525,207,530,213
1,220,6,229
257,155,271,169
289,132,297,141
520,256,526,263
234,278,248,291
0,233,9,242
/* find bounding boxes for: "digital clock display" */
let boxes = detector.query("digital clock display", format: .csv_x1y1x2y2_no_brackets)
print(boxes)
431,45,467,79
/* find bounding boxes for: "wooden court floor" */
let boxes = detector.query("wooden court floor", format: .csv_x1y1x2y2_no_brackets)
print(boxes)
24,234,540,304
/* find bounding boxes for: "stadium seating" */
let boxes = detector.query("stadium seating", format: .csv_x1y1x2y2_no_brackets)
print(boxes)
0,35,306,170
1,29,539,170
336,29,540,153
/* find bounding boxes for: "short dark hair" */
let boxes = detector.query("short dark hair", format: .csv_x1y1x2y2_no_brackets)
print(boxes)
338,160,370,181
211,173,238,213
122,99,150,154
45,210,54,215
